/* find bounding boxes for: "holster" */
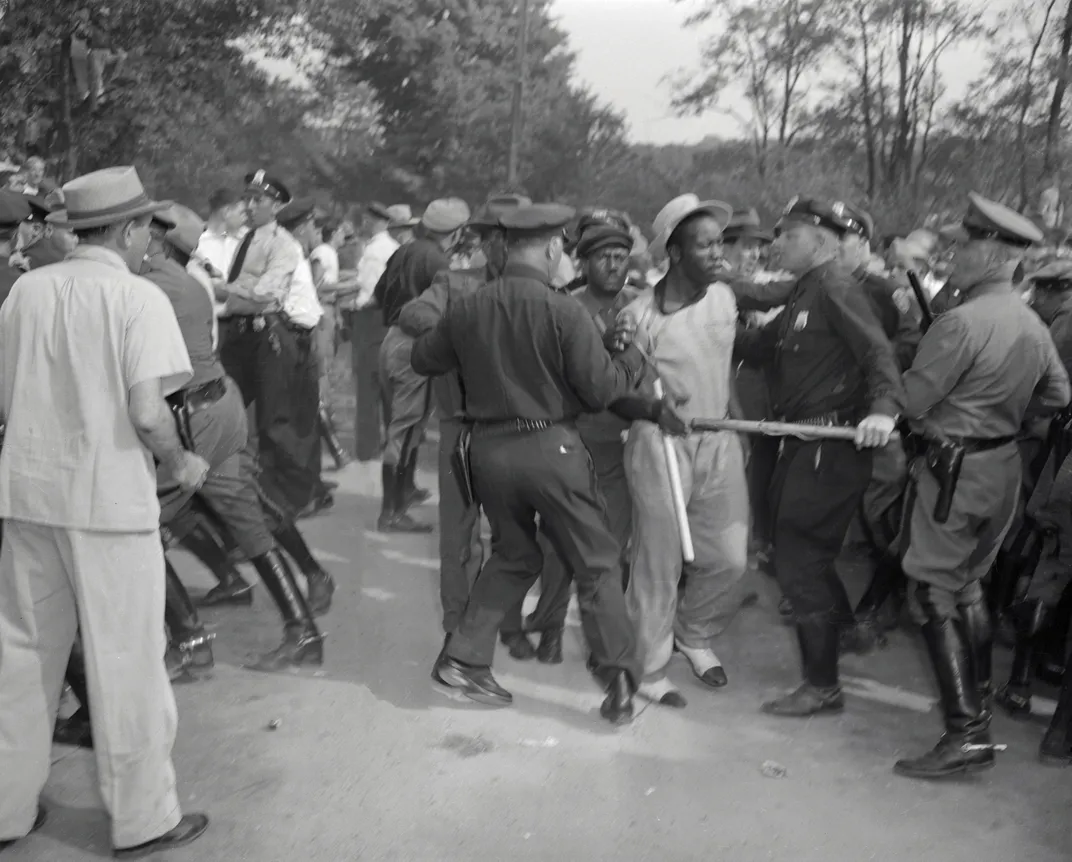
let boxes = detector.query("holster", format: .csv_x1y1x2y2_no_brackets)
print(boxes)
1052,406,1072,469
924,439,965,524
165,391,196,452
451,423,477,508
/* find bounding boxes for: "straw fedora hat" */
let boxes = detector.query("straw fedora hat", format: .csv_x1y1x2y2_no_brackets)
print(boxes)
157,203,205,256
650,193,733,258
47,166,171,230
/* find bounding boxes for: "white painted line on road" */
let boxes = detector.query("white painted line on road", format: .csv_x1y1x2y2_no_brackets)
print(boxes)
310,549,350,564
380,549,439,570
361,587,396,601
364,532,390,543
841,675,935,713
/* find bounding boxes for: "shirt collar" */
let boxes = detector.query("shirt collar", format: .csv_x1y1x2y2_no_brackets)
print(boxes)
69,245,132,272
502,261,551,284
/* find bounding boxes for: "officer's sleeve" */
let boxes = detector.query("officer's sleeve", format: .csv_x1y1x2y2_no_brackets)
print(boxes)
231,234,299,304
1048,304,1072,380
824,280,906,417
901,313,973,419
411,307,460,376
726,275,795,312
398,270,452,338
1031,330,1072,413
732,314,782,365
559,301,644,411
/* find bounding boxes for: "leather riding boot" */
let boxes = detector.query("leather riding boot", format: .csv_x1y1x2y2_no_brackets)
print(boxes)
849,556,905,651
54,651,93,749
762,614,844,716
995,599,1047,719
1037,579,1072,685
958,593,994,716
378,463,432,533
599,669,635,726
894,588,996,779
246,549,325,672
319,401,352,470
272,523,335,617
182,518,254,607
164,560,214,681
1039,663,1072,766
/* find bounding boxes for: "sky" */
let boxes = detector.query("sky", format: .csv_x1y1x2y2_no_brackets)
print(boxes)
550,0,1010,145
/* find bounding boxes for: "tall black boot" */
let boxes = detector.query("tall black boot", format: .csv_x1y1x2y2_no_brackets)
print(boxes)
957,592,994,716
378,463,432,533
846,556,904,653
272,522,335,616
1039,663,1072,766
246,548,324,672
54,648,93,749
401,448,430,509
894,586,996,779
319,401,352,470
164,559,214,682
1037,579,1072,685
181,517,254,607
995,599,1047,718
762,612,844,716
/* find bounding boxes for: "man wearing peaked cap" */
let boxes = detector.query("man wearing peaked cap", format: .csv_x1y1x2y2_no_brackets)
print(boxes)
0,165,211,855
735,194,906,719
0,191,30,306
397,193,570,660
10,193,76,272
371,197,470,533
892,191,1070,780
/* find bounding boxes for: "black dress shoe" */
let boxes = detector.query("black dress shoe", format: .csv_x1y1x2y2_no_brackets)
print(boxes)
54,709,94,749
500,631,537,661
0,805,46,851
196,580,254,607
432,656,512,706
761,683,844,717
113,813,209,859
600,670,635,726
893,733,997,779
536,628,563,664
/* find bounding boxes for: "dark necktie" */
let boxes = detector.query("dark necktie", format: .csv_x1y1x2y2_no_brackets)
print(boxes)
227,230,256,284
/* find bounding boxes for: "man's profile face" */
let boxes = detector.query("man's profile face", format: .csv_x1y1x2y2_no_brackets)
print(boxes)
674,215,724,284
771,224,825,275
223,202,246,234
245,193,279,228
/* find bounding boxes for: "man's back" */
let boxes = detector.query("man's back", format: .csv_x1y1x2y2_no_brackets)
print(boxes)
375,238,448,327
0,247,191,531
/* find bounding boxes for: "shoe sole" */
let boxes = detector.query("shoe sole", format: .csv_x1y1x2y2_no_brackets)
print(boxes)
431,673,512,707
761,702,845,717
893,759,996,779
113,820,208,859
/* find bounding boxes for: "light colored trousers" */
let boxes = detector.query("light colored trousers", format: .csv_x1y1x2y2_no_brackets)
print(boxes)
625,426,750,680
0,520,182,849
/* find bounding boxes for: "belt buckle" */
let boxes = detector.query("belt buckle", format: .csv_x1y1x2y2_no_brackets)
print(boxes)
253,316,266,332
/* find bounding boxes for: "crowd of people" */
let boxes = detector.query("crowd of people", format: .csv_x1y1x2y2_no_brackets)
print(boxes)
0,157,1070,856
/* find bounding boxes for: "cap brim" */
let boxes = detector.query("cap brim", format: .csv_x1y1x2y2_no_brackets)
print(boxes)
389,219,420,229
724,226,773,244
651,200,734,258
938,222,968,243
46,199,173,230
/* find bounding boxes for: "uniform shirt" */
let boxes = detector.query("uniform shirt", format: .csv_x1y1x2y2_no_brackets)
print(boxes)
857,267,922,371
374,238,450,328
224,221,300,316
311,242,339,287
574,282,648,443
736,260,905,422
283,250,324,329
352,230,399,309
398,265,490,419
195,226,240,277
411,261,645,421
624,280,737,424
143,251,224,388
1041,292,1072,378
0,245,192,531
905,280,1070,439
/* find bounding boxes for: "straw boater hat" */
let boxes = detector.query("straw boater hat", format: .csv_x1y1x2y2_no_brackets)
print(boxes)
157,203,205,256
650,194,733,259
46,166,171,230
386,204,420,229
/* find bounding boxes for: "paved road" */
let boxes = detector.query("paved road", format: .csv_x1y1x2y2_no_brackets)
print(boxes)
11,457,1072,861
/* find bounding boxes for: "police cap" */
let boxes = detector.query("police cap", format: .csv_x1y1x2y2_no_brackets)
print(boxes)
277,197,317,230
468,194,532,230
940,192,1045,247
576,225,633,259
777,197,867,239
244,169,292,204
500,203,576,235
0,190,30,229
25,194,54,223
723,207,772,244
1030,258,1072,288
839,202,874,241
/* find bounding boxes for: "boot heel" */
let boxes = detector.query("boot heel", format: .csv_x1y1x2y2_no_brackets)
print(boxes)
296,633,326,666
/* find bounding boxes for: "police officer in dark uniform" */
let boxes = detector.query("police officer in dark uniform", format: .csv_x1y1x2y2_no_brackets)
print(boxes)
893,194,1069,779
411,203,657,725
735,197,906,718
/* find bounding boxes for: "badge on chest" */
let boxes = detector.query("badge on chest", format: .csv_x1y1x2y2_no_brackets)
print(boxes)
793,310,809,331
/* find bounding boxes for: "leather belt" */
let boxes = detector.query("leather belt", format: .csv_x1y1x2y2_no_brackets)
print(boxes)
927,434,1016,454
471,418,563,437
174,378,227,413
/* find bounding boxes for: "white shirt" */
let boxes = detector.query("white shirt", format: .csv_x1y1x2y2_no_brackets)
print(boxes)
194,227,239,321
354,230,399,308
0,246,192,531
310,243,339,287
284,244,324,329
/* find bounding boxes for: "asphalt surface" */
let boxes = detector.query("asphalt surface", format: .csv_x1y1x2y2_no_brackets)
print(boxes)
9,446,1072,861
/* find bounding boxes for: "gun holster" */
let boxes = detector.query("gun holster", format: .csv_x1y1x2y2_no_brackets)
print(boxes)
924,440,965,525
165,391,196,452
1052,406,1072,468
451,423,477,508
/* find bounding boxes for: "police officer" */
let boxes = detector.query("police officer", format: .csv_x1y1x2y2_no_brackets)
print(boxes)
0,192,29,306
396,194,568,663
893,194,1069,780
735,197,905,718
411,203,653,725
374,198,470,532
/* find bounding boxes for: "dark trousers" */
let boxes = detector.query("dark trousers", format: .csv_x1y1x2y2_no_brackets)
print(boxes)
221,317,322,511
748,436,780,546
345,309,387,461
447,425,639,685
770,439,871,620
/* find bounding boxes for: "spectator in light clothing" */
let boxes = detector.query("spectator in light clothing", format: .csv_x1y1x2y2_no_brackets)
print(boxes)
0,166,210,857
351,202,399,310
